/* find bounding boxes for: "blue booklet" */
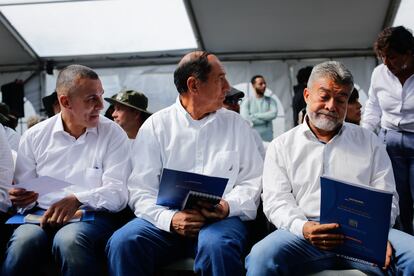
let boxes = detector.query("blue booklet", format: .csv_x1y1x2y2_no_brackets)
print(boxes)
156,168,228,210
6,209,95,224
320,176,393,267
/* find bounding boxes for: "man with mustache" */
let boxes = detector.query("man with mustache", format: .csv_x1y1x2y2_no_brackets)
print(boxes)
246,61,414,275
2,65,130,276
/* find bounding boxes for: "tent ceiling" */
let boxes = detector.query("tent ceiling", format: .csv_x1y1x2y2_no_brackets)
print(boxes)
0,0,401,73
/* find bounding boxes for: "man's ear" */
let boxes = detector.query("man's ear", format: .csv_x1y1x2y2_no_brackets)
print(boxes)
59,94,71,109
303,87,310,104
187,76,198,94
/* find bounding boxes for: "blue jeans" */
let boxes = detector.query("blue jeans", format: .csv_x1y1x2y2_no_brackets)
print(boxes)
1,212,119,276
380,129,414,235
245,229,414,276
106,217,248,276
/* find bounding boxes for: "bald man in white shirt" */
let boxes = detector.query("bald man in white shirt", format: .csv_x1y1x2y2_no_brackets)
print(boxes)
246,61,414,275
2,65,130,276
106,51,263,276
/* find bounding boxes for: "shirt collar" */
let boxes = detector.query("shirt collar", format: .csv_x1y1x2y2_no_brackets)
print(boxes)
52,113,98,138
174,96,217,127
300,115,346,143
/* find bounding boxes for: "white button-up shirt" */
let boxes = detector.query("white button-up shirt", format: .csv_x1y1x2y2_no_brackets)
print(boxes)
14,114,130,211
3,126,20,152
128,98,263,232
0,126,13,213
263,121,399,238
362,64,414,132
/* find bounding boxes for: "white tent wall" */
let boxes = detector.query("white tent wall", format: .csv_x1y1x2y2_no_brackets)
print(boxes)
44,56,377,137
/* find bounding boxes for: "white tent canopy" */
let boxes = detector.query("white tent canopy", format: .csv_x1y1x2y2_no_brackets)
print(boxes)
0,0,408,134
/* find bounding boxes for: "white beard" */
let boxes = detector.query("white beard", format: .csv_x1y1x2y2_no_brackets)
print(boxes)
307,107,340,131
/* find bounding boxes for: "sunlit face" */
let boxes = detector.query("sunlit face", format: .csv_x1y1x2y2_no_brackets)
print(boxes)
380,49,412,77
346,98,362,125
67,78,104,128
253,77,266,95
112,103,140,132
304,77,351,132
197,55,230,112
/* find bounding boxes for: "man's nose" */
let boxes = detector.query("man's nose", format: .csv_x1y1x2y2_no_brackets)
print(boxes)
223,78,230,92
96,97,104,111
325,99,336,111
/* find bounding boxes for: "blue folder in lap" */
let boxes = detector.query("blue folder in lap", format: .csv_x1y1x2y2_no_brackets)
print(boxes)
156,168,228,210
320,176,393,267
6,209,95,224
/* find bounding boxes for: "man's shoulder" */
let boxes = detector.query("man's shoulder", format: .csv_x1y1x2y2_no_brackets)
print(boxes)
217,108,250,126
24,116,56,137
343,123,379,142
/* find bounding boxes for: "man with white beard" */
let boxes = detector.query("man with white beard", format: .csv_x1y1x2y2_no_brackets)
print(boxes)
246,61,414,275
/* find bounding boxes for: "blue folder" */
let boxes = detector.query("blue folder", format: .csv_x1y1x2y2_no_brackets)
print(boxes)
156,168,228,210
320,176,393,266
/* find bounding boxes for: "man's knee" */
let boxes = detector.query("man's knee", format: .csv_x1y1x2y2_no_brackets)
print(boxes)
9,224,48,253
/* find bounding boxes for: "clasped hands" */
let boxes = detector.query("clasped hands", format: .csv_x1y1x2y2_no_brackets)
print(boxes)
9,188,82,228
170,199,229,238
303,221,392,270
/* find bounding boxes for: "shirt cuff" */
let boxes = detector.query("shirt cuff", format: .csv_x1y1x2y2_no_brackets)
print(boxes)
157,209,177,232
290,218,307,238
73,191,92,208
225,198,241,218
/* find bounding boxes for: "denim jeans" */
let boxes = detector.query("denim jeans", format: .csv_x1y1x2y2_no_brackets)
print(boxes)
1,212,119,276
106,216,248,276
379,129,414,235
245,229,414,276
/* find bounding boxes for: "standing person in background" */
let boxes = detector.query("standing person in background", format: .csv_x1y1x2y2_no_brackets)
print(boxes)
292,66,313,126
223,87,265,159
362,26,414,235
345,88,362,125
240,75,277,142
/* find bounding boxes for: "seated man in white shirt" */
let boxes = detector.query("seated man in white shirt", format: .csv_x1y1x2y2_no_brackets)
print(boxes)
2,65,130,276
106,51,263,276
0,125,14,264
245,61,414,275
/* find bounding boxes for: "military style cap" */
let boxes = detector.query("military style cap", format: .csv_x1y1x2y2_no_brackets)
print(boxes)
104,90,152,115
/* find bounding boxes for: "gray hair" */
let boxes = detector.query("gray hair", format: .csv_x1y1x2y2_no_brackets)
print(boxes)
307,61,354,90
56,64,99,97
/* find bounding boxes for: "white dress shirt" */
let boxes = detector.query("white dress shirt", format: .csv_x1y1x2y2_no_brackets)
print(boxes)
0,126,13,212
128,97,263,232
362,64,414,132
14,114,130,211
263,120,399,238
3,126,21,151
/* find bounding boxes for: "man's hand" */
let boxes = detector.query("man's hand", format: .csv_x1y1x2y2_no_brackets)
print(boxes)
383,241,393,270
303,221,344,250
171,210,206,238
41,194,81,228
198,199,229,220
9,188,38,208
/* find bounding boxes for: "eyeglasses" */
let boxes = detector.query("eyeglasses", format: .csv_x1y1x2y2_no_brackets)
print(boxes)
224,97,242,105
